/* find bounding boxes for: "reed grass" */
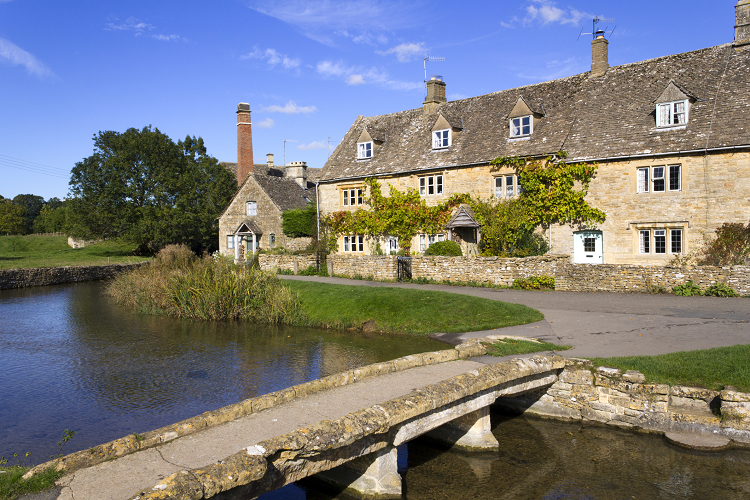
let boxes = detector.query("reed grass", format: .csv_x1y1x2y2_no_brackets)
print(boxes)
107,245,305,323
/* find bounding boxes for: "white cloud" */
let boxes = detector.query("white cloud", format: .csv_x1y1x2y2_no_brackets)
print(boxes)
518,57,580,80
376,42,426,62
105,16,154,35
298,141,327,151
241,47,301,70
335,29,389,46
0,37,54,78
256,118,275,129
524,1,591,25
260,101,317,114
247,0,421,45
316,60,421,91
152,34,188,42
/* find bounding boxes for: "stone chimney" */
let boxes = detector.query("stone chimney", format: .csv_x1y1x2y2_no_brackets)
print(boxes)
736,0,750,48
591,35,609,76
236,103,253,186
285,161,308,188
266,153,274,167
423,75,446,115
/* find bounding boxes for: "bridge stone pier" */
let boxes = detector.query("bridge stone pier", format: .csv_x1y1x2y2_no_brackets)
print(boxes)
24,347,564,500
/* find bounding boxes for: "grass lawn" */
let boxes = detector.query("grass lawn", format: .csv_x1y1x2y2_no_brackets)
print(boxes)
0,466,62,500
590,344,750,392
484,338,571,357
285,280,544,335
0,235,148,269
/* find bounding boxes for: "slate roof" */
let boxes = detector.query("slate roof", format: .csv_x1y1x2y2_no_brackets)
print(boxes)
321,43,750,182
252,165,316,212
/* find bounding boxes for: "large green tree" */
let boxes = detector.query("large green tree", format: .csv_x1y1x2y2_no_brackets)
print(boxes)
68,126,236,254
0,200,26,235
12,194,44,233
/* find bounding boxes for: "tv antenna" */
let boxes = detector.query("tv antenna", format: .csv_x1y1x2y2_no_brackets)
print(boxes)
578,17,616,41
423,55,445,97
327,137,337,158
283,139,298,166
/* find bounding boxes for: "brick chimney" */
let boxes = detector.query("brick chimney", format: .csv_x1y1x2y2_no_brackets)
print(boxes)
236,103,253,186
266,153,274,167
736,0,750,48
423,75,446,115
591,35,609,76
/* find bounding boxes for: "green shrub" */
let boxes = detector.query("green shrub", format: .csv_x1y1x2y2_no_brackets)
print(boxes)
701,221,750,266
511,275,555,290
282,203,317,238
703,283,738,297
673,281,701,296
423,240,462,256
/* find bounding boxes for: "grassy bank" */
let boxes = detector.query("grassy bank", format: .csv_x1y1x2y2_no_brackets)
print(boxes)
0,235,146,269
484,338,571,356
590,344,750,392
284,280,543,334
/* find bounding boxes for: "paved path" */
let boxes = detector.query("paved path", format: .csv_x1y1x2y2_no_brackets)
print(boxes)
280,275,750,358
50,360,486,500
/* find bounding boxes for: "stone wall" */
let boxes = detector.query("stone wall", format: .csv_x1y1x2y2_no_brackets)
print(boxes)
258,254,318,273
0,263,146,290
556,263,750,294
411,255,567,286
497,359,750,443
329,255,398,281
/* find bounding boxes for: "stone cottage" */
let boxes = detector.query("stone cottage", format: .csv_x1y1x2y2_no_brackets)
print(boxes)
218,103,319,260
318,1,750,265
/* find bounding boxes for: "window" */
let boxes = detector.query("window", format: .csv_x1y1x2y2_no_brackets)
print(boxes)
342,188,363,206
637,165,681,193
227,235,235,250
246,201,257,216
386,236,399,254
357,141,372,159
637,168,649,193
495,175,521,198
419,174,443,196
639,230,650,254
657,100,688,127
419,233,445,251
671,229,682,254
269,233,275,247
654,229,667,254
510,115,532,137
343,235,364,252
583,236,596,253
433,129,451,149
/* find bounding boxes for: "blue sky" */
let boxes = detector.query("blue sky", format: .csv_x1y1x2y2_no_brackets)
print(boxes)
0,0,739,200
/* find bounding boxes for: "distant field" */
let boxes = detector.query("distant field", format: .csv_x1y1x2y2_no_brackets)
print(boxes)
0,235,149,269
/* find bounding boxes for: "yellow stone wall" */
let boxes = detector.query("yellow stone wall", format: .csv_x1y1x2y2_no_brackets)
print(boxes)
318,151,750,264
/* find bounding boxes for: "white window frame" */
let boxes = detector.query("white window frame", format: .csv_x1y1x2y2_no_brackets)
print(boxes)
637,167,649,193
494,175,521,198
419,233,445,252
227,235,235,250
419,174,443,196
652,166,665,192
343,235,364,253
668,165,681,191
638,230,650,254
433,129,451,149
639,165,681,193
654,229,667,254
510,115,532,137
246,201,257,216
637,228,684,255
357,141,373,159
670,228,682,254
342,188,363,207
656,99,688,127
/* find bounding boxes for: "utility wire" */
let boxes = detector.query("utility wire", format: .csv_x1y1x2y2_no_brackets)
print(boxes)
0,154,70,178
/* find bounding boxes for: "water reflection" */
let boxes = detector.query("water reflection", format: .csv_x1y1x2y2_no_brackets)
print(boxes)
0,281,447,464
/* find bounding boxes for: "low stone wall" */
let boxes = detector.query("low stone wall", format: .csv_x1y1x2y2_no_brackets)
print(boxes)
497,359,750,444
0,262,147,290
258,254,317,274
329,255,398,281
411,255,567,286
556,263,750,294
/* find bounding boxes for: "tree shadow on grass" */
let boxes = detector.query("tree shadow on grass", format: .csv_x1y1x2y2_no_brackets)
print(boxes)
0,256,24,261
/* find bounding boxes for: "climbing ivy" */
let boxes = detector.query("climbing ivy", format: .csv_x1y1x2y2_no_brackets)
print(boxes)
491,151,606,230
324,178,467,253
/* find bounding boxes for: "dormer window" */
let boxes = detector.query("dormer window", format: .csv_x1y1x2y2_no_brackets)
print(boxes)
510,115,532,137
656,100,688,127
357,141,372,159
433,129,451,149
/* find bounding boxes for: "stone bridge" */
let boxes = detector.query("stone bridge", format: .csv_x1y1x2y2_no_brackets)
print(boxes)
25,343,564,500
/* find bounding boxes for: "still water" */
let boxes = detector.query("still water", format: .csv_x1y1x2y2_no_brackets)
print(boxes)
0,281,447,463
3,281,749,499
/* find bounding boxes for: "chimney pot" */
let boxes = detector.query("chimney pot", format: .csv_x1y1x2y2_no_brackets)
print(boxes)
423,76,447,115
591,36,609,76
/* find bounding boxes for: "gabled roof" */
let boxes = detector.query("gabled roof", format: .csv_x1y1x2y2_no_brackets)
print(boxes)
252,165,315,212
445,205,480,229
321,43,750,182
234,220,263,234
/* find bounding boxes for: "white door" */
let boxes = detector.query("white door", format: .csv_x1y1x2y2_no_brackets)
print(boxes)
573,231,603,264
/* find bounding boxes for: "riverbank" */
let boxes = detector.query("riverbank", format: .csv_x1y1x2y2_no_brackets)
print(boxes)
0,235,146,270
0,262,147,290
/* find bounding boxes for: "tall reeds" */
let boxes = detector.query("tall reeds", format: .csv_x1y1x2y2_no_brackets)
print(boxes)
106,244,305,324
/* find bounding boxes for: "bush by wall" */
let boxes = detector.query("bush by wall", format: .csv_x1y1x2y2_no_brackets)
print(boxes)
424,240,462,257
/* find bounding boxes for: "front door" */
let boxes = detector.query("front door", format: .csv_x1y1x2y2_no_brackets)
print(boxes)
573,231,603,264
